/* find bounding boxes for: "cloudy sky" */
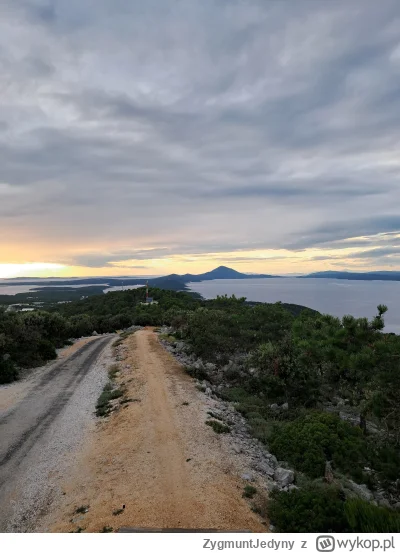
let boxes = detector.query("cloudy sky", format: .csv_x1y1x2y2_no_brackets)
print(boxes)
1,0,400,278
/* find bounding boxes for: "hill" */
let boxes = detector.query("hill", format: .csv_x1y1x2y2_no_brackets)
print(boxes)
0,266,281,305
179,265,279,282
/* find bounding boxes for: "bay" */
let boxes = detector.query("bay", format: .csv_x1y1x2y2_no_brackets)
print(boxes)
188,277,400,334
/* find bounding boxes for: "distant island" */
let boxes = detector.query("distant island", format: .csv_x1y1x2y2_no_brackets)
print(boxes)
0,265,281,306
299,271,400,281
0,265,280,290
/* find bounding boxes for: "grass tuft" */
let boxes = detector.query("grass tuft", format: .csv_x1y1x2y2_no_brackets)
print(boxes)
243,485,257,499
108,364,120,379
205,419,231,434
96,384,125,417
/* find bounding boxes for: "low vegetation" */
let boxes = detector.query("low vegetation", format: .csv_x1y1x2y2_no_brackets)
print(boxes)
243,485,257,499
205,419,231,434
2,286,399,531
268,486,400,532
95,382,124,417
268,411,367,480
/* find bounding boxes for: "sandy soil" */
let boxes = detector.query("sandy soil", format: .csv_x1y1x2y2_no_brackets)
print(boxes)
42,329,266,532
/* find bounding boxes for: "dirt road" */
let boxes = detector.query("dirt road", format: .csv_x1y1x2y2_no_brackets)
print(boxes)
41,329,266,532
0,335,114,531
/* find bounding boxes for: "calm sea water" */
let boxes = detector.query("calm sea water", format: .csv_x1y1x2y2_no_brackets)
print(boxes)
0,284,107,295
188,278,400,334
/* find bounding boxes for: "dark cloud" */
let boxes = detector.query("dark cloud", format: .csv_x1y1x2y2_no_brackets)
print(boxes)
0,1,400,270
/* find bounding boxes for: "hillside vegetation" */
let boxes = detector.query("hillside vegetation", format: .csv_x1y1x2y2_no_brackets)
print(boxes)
1,288,399,531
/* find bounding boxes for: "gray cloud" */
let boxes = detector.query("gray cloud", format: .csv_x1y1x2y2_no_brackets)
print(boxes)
1,1,400,270
285,217,400,251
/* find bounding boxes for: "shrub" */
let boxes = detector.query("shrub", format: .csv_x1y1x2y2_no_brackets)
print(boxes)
185,365,208,381
268,411,366,479
268,486,349,532
95,383,124,417
345,499,400,532
0,357,18,384
243,485,257,498
37,339,57,360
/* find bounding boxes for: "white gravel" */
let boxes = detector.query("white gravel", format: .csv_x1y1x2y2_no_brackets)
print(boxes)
5,340,115,532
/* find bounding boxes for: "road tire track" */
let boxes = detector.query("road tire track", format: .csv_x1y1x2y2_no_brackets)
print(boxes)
0,335,114,531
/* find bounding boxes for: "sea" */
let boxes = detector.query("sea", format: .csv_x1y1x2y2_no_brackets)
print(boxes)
188,278,400,334
0,284,108,295
2,277,400,334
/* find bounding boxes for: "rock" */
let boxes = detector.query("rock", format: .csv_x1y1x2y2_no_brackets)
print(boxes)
270,403,279,410
274,468,295,487
258,462,275,478
269,455,279,468
266,480,279,491
394,503,400,511
205,387,212,397
241,473,254,482
347,481,374,501
232,444,242,454
325,460,334,484
2,353,11,361
175,341,185,352
281,402,289,410
378,499,391,509
92,330,99,336
126,325,142,332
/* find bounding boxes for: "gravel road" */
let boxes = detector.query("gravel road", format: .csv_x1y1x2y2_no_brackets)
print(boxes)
43,329,266,532
0,335,114,532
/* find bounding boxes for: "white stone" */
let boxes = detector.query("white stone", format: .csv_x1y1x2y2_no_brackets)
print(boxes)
274,468,295,486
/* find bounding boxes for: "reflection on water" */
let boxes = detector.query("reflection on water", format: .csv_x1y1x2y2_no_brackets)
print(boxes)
0,284,107,295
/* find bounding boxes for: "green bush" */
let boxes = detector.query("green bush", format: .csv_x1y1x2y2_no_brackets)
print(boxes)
268,411,366,479
345,499,400,532
0,357,18,384
268,486,349,532
37,339,57,360
96,383,124,417
243,485,257,498
269,486,400,533
185,365,208,380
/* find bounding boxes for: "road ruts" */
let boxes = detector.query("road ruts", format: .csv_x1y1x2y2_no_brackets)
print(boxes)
0,335,113,531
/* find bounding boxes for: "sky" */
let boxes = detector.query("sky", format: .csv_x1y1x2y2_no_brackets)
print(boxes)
1,0,400,278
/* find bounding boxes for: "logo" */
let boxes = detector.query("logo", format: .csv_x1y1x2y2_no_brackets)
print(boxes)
316,536,335,552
